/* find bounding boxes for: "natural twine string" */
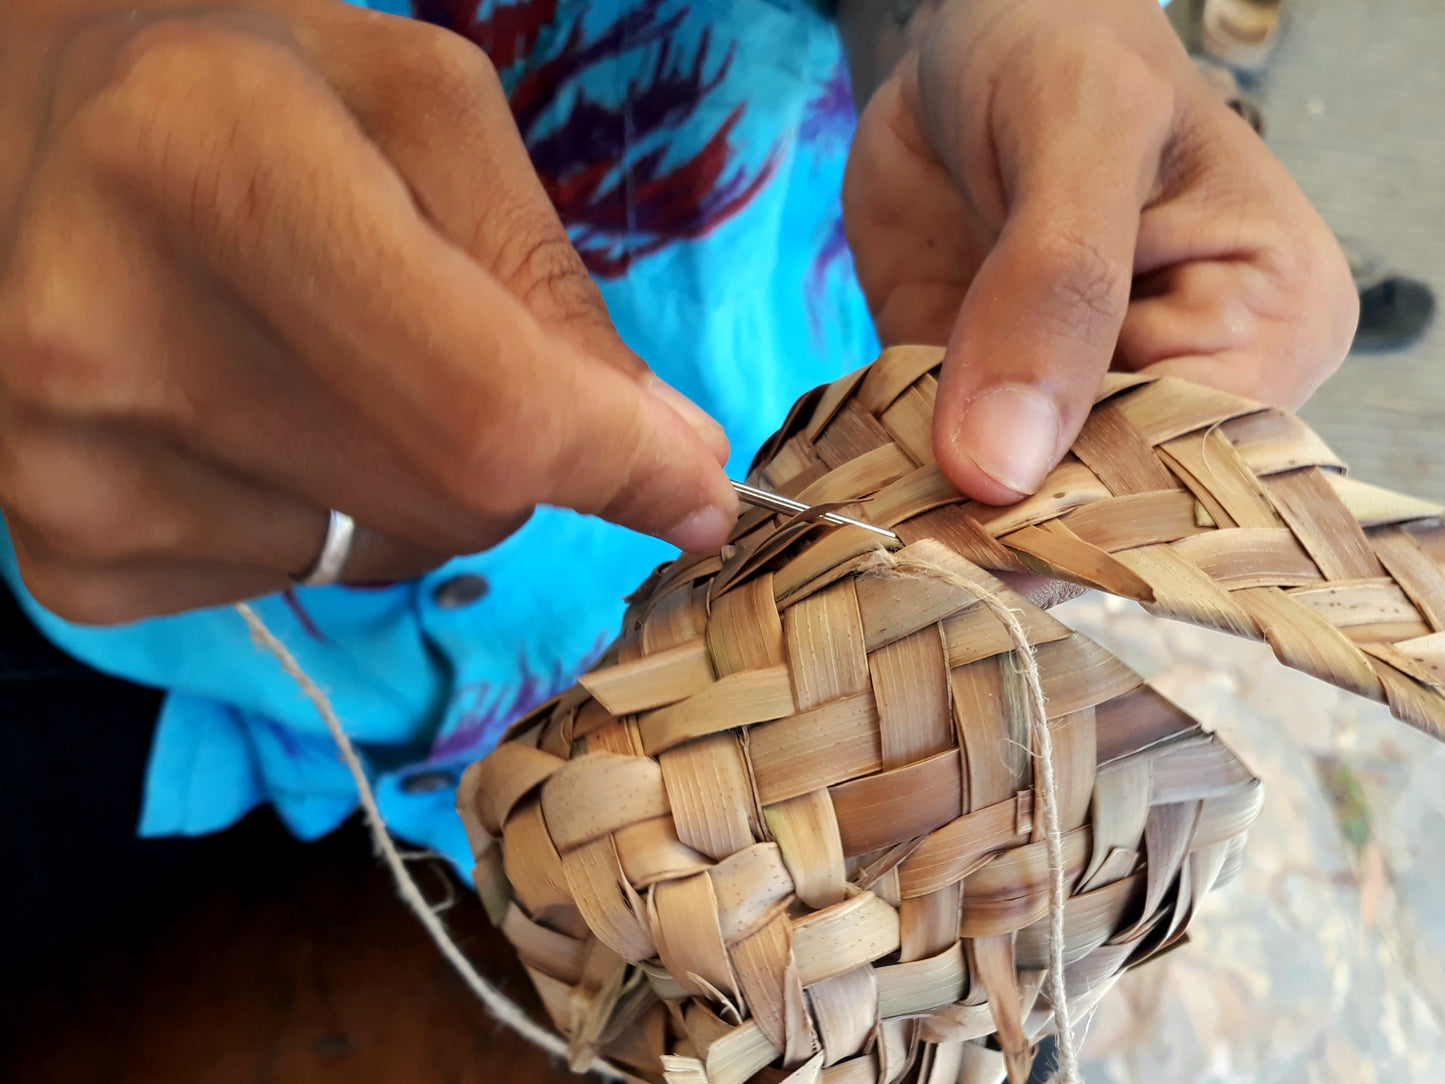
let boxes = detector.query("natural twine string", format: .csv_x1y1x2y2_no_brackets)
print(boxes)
234,602,623,1081
990,595,1082,1084
859,551,1083,1084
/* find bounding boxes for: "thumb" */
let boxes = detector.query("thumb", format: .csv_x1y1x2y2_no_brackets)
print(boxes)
927,56,1169,504
933,205,1136,504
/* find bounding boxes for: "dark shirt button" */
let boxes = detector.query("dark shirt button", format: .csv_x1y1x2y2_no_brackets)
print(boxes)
431,574,490,609
399,769,458,795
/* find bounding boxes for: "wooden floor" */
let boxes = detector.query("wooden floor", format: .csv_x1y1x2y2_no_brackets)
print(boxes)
0,814,576,1084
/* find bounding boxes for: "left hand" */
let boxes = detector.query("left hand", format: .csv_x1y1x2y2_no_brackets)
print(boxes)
843,0,1358,506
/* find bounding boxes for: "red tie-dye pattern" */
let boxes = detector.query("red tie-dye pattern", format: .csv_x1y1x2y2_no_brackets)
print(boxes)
413,0,779,276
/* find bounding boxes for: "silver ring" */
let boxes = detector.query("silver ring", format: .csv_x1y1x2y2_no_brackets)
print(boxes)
295,509,355,587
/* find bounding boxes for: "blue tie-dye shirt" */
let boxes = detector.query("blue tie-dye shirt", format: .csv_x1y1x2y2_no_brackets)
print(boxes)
0,0,879,872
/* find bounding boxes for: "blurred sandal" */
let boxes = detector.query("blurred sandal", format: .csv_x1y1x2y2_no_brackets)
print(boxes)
1341,237,1436,353
1194,57,1265,135
1202,0,1284,75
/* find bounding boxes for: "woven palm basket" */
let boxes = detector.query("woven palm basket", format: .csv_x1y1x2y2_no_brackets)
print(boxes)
457,346,1445,1084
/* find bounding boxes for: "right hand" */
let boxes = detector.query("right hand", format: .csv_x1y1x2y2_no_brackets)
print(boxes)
0,1,736,625
843,0,1355,505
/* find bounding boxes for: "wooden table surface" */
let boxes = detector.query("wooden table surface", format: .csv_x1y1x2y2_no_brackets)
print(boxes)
0,813,576,1084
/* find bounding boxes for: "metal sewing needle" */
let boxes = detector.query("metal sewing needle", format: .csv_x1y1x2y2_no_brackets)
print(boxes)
730,481,899,541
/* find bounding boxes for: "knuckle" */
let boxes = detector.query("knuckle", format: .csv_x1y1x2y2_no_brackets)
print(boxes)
73,22,242,167
1032,231,1127,338
0,303,79,411
1062,31,1175,131
105,17,288,98
500,227,602,320
379,27,594,319
0,296,166,422
1255,229,1355,405
394,21,502,106
68,19,291,237
0,299,103,417
1105,51,1174,127
488,216,589,291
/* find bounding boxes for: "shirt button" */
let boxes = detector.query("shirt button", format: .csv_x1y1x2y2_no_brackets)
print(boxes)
431,573,490,609
399,769,458,795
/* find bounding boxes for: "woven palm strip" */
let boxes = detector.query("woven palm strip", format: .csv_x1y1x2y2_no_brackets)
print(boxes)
459,544,1258,1084
743,346,1445,740
457,345,1445,1082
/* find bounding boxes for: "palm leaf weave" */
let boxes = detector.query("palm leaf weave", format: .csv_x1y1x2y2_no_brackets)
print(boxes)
457,346,1445,1084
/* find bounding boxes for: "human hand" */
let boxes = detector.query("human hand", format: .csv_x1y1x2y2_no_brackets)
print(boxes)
843,0,1358,506
0,1,735,624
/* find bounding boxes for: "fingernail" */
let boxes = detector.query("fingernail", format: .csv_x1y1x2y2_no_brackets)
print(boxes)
662,504,733,554
952,384,1062,496
646,377,730,463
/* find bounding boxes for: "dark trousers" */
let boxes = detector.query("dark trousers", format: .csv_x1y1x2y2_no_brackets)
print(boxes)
0,583,195,964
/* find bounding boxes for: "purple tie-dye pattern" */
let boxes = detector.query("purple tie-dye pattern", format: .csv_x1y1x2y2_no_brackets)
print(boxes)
255,714,313,761
799,61,857,153
424,632,610,766
801,63,860,340
806,217,854,337
280,588,328,643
